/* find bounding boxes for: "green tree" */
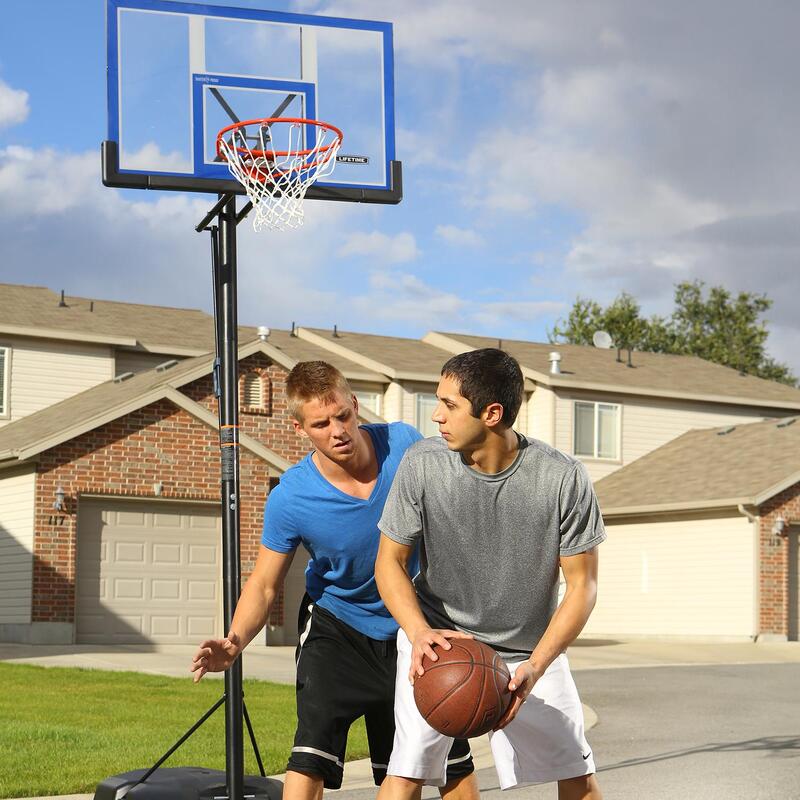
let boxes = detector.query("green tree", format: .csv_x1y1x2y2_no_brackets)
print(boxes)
549,280,797,386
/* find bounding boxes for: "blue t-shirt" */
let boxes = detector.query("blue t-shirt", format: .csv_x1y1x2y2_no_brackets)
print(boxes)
262,421,422,640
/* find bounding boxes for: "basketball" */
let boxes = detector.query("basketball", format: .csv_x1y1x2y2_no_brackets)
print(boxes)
413,638,512,738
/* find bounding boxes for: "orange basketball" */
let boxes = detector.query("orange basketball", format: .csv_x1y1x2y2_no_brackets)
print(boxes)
413,639,512,738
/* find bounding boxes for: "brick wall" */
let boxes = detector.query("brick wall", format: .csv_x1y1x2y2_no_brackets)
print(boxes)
32,355,312,627
757,483,800,637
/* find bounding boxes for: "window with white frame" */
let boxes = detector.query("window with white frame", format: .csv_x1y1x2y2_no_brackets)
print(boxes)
354,390,381,416
573,400,620,459
0,346,8,416
415,393,439,438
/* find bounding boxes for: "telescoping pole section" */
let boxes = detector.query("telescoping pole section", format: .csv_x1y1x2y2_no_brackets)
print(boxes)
216,194,245,800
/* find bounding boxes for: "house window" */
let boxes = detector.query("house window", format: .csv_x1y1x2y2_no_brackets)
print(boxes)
415,393,439,438
0,346,8,416
574,401,620,459
354,390,381,416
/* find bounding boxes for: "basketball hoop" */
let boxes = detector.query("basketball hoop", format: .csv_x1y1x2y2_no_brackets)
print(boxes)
216,117,343,232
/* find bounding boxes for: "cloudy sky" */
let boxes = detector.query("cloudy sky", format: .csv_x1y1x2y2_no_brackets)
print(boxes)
1,1,798,373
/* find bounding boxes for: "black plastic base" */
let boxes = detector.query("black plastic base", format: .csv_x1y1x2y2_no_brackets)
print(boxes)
94,767,283,800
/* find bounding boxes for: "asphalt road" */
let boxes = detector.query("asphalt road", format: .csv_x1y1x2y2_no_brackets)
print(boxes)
340,662,800,800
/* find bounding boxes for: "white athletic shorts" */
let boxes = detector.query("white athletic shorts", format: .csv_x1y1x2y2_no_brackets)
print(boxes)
387,630,596,789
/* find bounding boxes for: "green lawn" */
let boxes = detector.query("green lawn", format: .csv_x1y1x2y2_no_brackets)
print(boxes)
0,664,368,799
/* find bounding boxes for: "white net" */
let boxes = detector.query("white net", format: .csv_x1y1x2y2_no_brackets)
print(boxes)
217,119,342,232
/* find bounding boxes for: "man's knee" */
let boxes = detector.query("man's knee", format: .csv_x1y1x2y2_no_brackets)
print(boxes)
378,775,424,800
557,773,602,800
440,772,479,800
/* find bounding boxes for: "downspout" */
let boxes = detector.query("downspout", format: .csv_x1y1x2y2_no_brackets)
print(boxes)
737,503,760,641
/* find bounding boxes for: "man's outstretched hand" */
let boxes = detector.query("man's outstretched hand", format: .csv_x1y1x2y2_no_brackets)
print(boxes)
190,632,242,683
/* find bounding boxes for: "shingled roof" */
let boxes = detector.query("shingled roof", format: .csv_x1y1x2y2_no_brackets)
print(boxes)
296,327,453,381
424,332,800,410
0,283,386,381
0,341,299,471
594,416,800,515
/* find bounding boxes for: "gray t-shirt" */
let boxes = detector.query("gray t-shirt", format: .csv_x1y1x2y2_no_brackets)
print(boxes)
378,434,606,659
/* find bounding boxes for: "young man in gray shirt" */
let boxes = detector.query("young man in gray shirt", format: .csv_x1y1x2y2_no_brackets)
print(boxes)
375,348,605,800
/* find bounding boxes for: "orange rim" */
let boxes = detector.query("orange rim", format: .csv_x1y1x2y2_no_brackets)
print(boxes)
216,117,343,161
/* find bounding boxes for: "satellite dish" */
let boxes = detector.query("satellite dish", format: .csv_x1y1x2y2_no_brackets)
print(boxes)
592,330,614,349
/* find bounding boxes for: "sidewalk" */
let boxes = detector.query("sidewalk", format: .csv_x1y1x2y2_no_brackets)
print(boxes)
4,637,798,800
4,636,798,680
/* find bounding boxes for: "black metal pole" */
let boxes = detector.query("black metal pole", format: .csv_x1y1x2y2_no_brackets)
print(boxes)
216,194,244,800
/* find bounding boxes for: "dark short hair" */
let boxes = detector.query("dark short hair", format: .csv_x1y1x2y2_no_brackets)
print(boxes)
440,348,523,427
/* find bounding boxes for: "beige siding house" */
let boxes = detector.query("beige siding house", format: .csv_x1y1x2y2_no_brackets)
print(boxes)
0,464,36,626
590,417,800,641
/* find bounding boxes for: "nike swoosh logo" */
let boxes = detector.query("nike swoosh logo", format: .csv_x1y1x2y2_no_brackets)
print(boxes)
582,752,592,760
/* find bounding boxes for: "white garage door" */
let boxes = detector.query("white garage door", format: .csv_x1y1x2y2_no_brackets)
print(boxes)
582,513,757,639
76,499,221,644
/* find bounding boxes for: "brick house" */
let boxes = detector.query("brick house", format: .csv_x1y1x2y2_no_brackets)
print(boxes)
0,340,379,645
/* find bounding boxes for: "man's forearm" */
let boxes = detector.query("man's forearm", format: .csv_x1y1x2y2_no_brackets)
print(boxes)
375,545,429,638
529,583,596,676
228,576,274,649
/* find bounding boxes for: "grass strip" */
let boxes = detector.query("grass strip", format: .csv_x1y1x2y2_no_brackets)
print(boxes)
0,664,368,799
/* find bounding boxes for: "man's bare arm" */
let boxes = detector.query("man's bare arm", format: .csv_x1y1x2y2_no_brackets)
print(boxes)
191,544,295,681
496,547,599,728
532,547,599,671
375,534,472,682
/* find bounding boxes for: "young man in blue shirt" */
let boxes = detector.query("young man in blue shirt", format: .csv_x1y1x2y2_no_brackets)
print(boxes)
191,361,476,800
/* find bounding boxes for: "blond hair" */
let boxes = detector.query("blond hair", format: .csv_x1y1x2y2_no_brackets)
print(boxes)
286,361,353,421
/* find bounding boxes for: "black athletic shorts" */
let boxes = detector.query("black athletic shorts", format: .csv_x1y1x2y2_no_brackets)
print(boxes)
288,595,474,789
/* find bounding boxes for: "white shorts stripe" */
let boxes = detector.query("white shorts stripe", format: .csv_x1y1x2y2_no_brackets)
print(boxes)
292,746,344,768
295,600,315,668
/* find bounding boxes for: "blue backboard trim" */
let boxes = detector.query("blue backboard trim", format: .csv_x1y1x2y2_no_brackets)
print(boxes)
108,0,392,34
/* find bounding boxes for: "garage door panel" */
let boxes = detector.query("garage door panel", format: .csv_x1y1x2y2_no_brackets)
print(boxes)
188,580,216,601
583,515,756,638
114,541,146,563
117,510,147,526
151,579,181,600
189,544,217,565
77,499,221,644
187,615,217,637
151,616,181,636
153,543,182,564
190,515,218,529
113,578,145,600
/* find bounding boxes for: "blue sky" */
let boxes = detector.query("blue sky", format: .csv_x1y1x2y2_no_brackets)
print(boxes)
1,0,799,375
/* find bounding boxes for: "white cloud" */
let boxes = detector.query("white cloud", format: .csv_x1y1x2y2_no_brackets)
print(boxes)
121,142,193,174
435,224,484,248
473,300,567,330
338,231,420,263
352,270,465,326
0,79,29,129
